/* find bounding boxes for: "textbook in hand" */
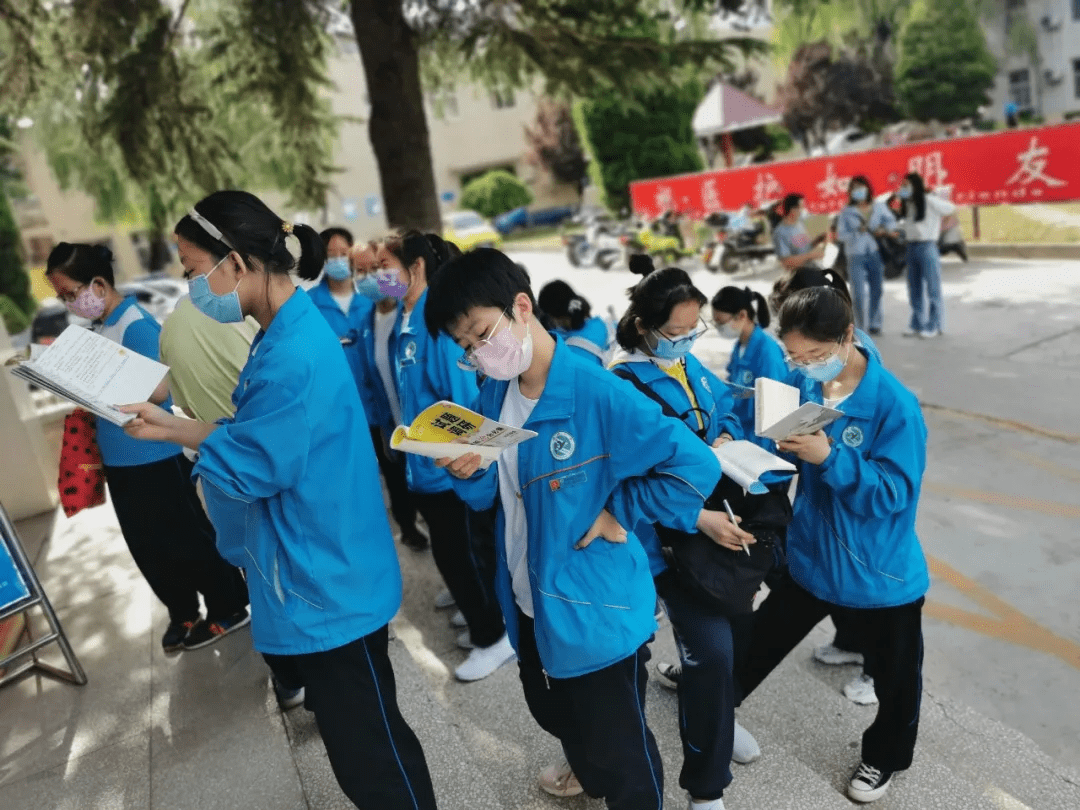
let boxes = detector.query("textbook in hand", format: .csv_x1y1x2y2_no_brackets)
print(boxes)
390,401,537,468
754,377,841,441
8,325,169,426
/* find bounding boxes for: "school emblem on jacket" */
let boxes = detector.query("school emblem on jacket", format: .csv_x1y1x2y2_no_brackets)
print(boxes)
550,431,576,461
740,370,753,385
404,340,417,359
700,376,712,394
842,426,864,447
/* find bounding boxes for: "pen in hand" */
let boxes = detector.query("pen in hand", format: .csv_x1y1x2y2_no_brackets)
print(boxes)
723,499,750,556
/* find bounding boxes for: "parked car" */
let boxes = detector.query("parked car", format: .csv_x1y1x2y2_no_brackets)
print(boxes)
493,205,577,236
809,127,877,157
29,298,91,345
442,210,503,252
116,276,184,323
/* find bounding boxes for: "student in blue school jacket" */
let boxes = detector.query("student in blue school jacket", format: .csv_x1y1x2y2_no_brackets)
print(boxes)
711,285,789,449
374,231,511,683
735,285,929,806
537,279,612,365
425,248,742,810
608,260,762,810
121,191,436,810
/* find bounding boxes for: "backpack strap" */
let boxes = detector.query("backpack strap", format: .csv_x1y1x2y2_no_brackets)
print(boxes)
612,365,709,441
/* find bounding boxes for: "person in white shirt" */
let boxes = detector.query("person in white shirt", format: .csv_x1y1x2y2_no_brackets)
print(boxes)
897,173,955,339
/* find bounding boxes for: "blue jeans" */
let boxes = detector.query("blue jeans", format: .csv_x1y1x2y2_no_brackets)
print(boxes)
906,240,944,333
656,571,735,801
848,251,884,332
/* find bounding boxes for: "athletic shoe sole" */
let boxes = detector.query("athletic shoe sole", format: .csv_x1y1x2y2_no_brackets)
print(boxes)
183,614,252,651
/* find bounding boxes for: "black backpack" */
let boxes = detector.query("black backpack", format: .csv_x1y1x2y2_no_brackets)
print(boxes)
613,365,790,615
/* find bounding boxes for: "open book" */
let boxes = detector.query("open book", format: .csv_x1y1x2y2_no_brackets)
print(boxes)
713,440,796,495
390,401,537,469
7,325,169,426
755,377,842,441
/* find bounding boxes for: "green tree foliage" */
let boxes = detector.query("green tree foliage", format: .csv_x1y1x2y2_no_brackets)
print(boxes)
895,0,996,122
0,116,34,332
577,80,705,212
460,170,533,220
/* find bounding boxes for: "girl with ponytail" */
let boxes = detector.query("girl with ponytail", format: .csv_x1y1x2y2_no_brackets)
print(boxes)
120,191,438,809
711,285,788,450
536,279,612,365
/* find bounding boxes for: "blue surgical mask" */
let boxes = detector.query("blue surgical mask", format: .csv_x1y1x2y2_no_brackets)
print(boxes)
649,325,702,361
354,274,382,301
897,186,912,200
795,342,849,383
851,187,868,202
189,257,243,324
324,257,351,282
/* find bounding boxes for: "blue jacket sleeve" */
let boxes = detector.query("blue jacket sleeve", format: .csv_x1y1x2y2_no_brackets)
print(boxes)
123,318,163,361
449,462,500,512
816,401,925,519
196,378,311,502
602,377,721,534
758,334,790,384
836,207,859,246
871,202,897,232
703,366,742,440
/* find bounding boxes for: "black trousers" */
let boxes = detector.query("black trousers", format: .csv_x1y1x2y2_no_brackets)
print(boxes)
737,572,925,772
263,627,437,810
370,427,420,535
413,490,504,648
516,610,664,810
832,609,864,654
104,454,248,624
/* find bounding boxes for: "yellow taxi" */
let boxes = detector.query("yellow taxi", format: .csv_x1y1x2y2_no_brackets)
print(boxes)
442,210,503,252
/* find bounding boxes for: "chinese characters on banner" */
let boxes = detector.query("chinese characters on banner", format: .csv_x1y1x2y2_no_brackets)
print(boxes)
630,122,1078,219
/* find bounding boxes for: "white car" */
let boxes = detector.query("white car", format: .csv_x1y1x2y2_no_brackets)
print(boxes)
809,128,878,157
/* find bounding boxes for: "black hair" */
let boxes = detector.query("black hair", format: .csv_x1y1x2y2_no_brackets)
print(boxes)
538,279,592,330
174,190,326,281
424,247,536,337
780,193,804,217
320,227,354,248
46,242,116,287
778,286,853,343
900,172,927,223
848,175,873,203
770,265,851,315
711,285,770,328
384,230,455,284
616,263,707,352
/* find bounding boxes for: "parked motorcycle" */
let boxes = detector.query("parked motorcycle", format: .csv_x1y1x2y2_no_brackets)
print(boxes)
624,211,697,266
701,207,775,274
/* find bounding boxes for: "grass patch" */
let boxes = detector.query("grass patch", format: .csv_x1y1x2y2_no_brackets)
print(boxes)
961,203,1080,244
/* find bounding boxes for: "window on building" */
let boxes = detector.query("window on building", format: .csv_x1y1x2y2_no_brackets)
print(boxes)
491,88,516,110
1009,68,1032,109
1006,0,1026,31
1074,59,1080,98
1074,0,1080,21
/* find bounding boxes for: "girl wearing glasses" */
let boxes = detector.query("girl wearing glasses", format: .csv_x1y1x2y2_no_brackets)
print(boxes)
736,285,929,804
609,255,759,810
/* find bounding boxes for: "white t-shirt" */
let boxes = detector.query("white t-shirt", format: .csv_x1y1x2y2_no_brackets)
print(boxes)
498,378,539,617
824,393,850,410
374,309,403,427
902,194,956,242
332,290,354,314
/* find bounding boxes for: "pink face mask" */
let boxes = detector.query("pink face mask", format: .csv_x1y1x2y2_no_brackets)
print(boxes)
471,312,534,381
66,282,107,320
376,269,408,300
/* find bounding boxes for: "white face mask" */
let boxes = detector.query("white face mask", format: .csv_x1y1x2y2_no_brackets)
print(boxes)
716,320,741,340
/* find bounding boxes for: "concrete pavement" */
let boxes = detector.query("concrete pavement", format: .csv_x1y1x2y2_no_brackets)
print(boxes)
1,254,1078,808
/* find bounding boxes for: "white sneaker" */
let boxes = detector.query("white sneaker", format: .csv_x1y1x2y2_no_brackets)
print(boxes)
901,328,920,337
919,329,942,338
538,761,583,797
688,798,725,810
454,633,516,681
449,610,468,628
813,643,864,666
848,762,893,802
732,719,761,764
434,588,456,610
843,672,879,705
456,631,473,650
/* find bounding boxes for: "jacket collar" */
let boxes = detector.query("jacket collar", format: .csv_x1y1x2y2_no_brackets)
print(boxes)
396,289,426,335
252,287,309,355
487,335,577,424
804,345,880,419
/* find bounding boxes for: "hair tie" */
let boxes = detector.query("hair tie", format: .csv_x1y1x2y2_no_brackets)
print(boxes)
281,220,294,235
568,299,583,313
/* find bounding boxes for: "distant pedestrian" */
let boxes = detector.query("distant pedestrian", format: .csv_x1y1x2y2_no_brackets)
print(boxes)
771,193,826,273
836,176,896,335
898,173,955,338
537,279,612,365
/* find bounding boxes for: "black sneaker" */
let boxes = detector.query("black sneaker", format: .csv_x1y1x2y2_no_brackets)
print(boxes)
182,610,251,651
400,527,430,552
847,762,893,803
271,676,306,711
162,619,198,654
655,661,682,691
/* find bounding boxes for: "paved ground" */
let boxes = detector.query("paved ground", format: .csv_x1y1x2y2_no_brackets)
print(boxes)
1,254,1078,809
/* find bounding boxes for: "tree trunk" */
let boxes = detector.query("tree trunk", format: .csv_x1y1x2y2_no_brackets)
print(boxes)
349,0,442,233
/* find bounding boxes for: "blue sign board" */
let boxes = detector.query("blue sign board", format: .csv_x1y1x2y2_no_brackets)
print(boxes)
0,532,30,611
440,190,457,204
342,198,359,221
364,195,383,217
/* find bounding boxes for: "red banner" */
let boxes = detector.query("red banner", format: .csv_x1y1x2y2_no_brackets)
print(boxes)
629,122,1080,218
